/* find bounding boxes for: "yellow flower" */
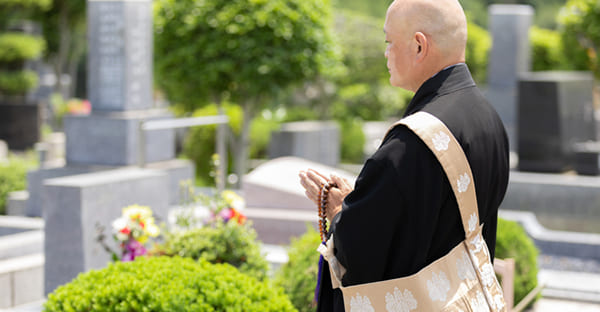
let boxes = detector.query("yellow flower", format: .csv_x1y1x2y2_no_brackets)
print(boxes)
221,190,245,211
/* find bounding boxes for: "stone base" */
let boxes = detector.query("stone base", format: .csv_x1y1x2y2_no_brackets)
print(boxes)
43,168,169,294
501,171,600,234
268,121,340,167
0,100,42,150
64,109,175,166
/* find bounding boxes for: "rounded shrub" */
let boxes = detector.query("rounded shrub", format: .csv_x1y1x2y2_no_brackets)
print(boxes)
0,70,38,95
495,218,539,307
44,256,296,312
0,33,45,64
275,226,321,312
249,113,281,159
160,221,269,281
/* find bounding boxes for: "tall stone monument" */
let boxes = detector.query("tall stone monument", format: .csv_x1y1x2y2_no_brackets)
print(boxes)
66,0,173,165
33,0,194,294
486,5,534,151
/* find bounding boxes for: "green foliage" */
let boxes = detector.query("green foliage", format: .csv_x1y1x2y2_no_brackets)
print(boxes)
339,119,366,163
465,22,491,84
275,226,321,312
0,154,37,215
530,26,574,71
495,218,539,307
160,221,269,281
154,0,341,111
44,256,296,312
559,0,600,78
181,103,242,186
249,113,281,159
0,70,37,95
0,33,45,63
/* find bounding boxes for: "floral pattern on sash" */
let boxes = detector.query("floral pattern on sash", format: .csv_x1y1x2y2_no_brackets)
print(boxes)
350,293,375,312
457,173,471,193
457,251,476,281
471,291,491,312
385,287,417,312
468,213,478,234
427,271,451,302
432,131,450,151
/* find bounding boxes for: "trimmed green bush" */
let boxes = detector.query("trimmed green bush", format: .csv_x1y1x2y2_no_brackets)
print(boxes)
495,218,539,307
339,118,366,164
160,221,269,281
0,33,45,63
44,256,296,312
0,154,37,215
275,226,321,312
0,70,37,95
465,22,491,84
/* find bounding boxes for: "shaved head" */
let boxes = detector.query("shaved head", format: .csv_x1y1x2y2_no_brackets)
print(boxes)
383,0,468,91
387,0,467,59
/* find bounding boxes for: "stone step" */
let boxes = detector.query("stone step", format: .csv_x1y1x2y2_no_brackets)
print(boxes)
0,254,44,310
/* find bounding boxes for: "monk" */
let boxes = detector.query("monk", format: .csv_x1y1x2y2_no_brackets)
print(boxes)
299,0,509,311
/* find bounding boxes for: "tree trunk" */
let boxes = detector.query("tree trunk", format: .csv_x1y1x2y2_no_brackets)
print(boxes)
232,100,254,189
56,2,71,98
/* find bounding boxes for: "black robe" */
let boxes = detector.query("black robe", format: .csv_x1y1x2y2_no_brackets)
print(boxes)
317,64,510,311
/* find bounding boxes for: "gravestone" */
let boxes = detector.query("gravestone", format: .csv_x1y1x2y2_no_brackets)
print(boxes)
268,121,340,167
518,71,597,172
65,0,174,166
43,168,169,294
486,5,534,151
0,99,42,150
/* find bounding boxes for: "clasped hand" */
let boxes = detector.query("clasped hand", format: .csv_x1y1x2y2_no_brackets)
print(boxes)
299,169,353,222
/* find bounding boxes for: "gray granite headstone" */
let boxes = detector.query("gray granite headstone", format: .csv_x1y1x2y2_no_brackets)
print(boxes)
43,168,169,294
486,5,534,151
87,0,153,111
268,121,340,167
518,71,597,172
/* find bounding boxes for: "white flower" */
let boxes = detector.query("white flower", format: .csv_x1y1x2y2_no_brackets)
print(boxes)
494,294,505,310
112,217,127,231
385,287,417,312
427,271,451,302
432,131,450,151
457,173,471,193
480,263,496,287
468,213,478,234
350,293,375,312
457,251,476,281
470,291,490,312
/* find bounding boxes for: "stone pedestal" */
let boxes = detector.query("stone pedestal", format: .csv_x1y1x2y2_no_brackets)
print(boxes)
268,121,340,167
487,5,534,150
518,71,596,172
65,109,175,166
0,100,42,150
43,168,169,294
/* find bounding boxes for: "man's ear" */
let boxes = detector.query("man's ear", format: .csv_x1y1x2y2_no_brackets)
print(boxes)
414,32,428,62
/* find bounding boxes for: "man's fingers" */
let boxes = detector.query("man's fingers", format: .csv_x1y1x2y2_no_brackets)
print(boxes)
308,169,329,182
307,170,327,185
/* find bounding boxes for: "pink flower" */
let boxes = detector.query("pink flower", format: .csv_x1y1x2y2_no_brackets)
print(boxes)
121,239,147,262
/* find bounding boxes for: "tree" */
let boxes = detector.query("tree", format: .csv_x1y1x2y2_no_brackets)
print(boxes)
36,0,86,98
154,0,342,185
559,0,600,78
